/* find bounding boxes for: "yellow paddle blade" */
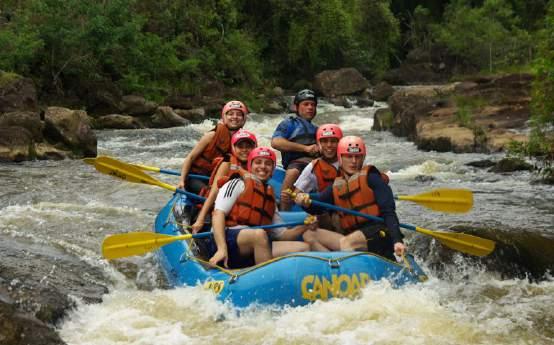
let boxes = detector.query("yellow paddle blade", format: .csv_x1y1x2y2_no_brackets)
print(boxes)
398,188,473,213
102,232,192,259
93,156,176,192
131,163,160,173
415,227,495,256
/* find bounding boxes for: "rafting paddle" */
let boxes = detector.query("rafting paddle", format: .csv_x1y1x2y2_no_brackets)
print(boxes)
92,155,207,202
102,221,307,260
289,191,495,257
84,156,209,180
87,156,472,213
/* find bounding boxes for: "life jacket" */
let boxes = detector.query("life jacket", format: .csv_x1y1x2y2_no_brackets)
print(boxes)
226,170,276,227
190,122,232,175
311,158,339,192
332,165,389,233
198,155,245,198
280,116,318,168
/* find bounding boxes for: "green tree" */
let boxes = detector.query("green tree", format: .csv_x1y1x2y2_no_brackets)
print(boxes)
432,0,532,72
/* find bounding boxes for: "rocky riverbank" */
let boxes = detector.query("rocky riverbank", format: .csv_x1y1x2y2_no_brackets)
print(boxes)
373,73,532,154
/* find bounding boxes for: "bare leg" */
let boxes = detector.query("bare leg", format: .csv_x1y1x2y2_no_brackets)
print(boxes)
272,241,309,257
339,230,367,251
280,168,301,211
236,229,272,264
303,228,344,251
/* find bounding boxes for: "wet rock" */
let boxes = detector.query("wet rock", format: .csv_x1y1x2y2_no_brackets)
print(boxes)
0,111,43,141
313,68,369,97
43,107,97,157
466,159,496,168
489,157,533,173
356,97,374,108
95,114,143,129
415,175,435,182
174,108,207,122
262,100,287,114
165,95,195,110
0,235,108,345
387,74,532,153
0,72,39,113
329,96,353,108
0,127,34,162
151,106,189,128
372,108,393,131
120,95,158,115
372,82,394,101
0,300,66,345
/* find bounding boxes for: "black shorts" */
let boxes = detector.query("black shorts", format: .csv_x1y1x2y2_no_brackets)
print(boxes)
207,228,256,269
358,223,396,261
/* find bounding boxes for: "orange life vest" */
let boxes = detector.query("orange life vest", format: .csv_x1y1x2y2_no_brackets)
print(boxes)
199,155,246,198
190,122,232,175
332,165,389,233
226,170,276,227
311,158,339,192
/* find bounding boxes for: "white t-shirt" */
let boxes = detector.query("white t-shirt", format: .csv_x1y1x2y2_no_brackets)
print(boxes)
214,178,286,239
294,160,340,193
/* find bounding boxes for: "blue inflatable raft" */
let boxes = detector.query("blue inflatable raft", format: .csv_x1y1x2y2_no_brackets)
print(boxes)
154,168,427,308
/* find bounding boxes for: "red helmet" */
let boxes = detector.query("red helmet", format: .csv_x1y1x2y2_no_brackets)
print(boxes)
231,129,257,156
316,124,343,143
247,146,276,172
337,136,366,165
221,100,248,120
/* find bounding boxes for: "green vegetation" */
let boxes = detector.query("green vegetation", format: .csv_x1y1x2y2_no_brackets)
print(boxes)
0,71,20,87
506,1,554,182
454,95,486,127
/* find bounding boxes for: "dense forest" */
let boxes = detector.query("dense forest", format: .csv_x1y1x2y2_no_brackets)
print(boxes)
0,0,553,169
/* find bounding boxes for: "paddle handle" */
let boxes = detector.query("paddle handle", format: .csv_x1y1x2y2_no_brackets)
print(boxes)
309,199,417,232
187,220,307,239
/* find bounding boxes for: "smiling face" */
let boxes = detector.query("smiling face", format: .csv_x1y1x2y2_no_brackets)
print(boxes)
250,157,274,181
233,140,256,162
297,100,316,120
222,109,246,130
319,137,339,160
340,154,364,175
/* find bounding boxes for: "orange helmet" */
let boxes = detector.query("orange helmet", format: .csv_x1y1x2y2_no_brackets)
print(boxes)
231,129,257,156
221,100,248,120
337,136,366,165
316,124,343,143
247,146,276,172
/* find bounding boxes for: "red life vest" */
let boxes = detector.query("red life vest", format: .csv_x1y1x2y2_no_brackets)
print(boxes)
199,155,246,198
332,165,389,233
226,170,276,227
311,158,339,192
190,123,232,175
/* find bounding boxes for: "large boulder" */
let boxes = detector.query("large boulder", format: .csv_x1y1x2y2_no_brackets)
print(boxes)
151,106,189,128
95,114,143,129
0,127,34,162
384,74,532,153
120,95,158,116
313,68,369,97
0,111,43,141
0,72,38,113
43,107,97,157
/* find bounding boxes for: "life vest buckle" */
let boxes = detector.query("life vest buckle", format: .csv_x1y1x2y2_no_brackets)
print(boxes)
328,259,340,269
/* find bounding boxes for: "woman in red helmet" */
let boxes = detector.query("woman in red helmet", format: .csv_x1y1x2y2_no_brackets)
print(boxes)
177,100,248,194
207,147,314,269
294,136,406,260
190,129,258,234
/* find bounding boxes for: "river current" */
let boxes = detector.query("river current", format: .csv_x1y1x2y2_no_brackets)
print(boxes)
1,102,553,344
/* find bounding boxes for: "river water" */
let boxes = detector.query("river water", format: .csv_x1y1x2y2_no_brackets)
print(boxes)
1,102,553,344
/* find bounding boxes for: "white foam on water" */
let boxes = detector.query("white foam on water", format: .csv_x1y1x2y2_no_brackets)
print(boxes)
58,277,554,345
